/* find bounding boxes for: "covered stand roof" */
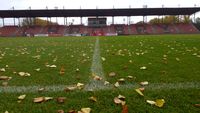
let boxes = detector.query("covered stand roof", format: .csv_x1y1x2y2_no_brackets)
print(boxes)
0,7,200,18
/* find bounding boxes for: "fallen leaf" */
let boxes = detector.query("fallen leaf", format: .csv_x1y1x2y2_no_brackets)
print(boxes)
121,105,128,113
64,86,77,92
114,82,120,88
38,88,45,92
92,74,102,81
101,57,106,61
57,110,64,113
0,68,6,72
135,89,144,96
68,109,76,113
49,65,57,68
44,97,53,101
109,72,116,77
18,94,26,100
118,78,125,82
155,99,165,107
77,83,84,89
88,96,97,102
0,76,11,80
18,72,31,77
33,97,45,103
59,67,65,75
57,97,66,103
127,76,133,79
81,108,91,113
4,111,9,113
194,104,200,107
140,81,148,86
114,97,123,104
140,66,147,70
139,87,145,92
35,68,40,72
146,100,156,105
104,81,110,85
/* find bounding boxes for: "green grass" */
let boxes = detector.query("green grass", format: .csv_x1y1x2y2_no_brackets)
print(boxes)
0,35,200,113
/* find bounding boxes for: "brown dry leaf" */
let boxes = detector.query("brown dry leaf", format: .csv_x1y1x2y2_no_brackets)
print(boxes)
59,66,65,75
57,97,66,104
155,99,165,107
135,89,144,96
18,94,26,100
0,76,11,80
88,96,97,102
92,73,102,81
81,108,91,113
68,109,76,113
140,81,148,86
57,110,65,113
139,87,145,92
33,97,45,103
109,72,116,77
194,104,200,107
121,105,128,113
118,95,125,100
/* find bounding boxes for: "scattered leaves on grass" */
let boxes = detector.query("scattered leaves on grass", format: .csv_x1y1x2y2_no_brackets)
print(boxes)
118,78,125,83
121,105,128,113
146,99,165,107
88,96,97,102
140,81,149,86
135,89,144,96
57,97,66,104
109,72,116,77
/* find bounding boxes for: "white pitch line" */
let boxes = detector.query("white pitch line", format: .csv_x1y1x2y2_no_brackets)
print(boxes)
84,37,106,91
0,82,199,93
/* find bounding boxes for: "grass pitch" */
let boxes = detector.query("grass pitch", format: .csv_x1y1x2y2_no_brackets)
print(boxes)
0,35,200,113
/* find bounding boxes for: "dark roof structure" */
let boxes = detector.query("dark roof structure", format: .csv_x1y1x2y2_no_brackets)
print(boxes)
0,7,200,18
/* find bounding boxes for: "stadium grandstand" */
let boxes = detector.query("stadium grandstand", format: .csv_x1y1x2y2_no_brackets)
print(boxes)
0,7,200,37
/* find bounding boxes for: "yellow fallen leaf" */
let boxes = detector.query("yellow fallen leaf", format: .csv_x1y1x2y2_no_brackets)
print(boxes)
155,99,165,107
0,68,6,72
135,89,144,96
81,108,91,113
88,96,97,102
33,97,45,103
44,97,53,101
104,81,110,85
77,83,84,89
140,66,147,70
114,97,123,104
18,94,26,100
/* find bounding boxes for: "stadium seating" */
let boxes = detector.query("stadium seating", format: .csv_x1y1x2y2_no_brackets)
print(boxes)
0,23,199,37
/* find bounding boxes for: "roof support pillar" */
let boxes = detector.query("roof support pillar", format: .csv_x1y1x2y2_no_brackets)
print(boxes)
2,18,5,27
13,18,16,26
80,17,83,25
112,16,114,25
18,18,20,27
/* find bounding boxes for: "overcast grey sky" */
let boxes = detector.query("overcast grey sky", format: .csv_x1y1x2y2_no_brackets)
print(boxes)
1,0,200,25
